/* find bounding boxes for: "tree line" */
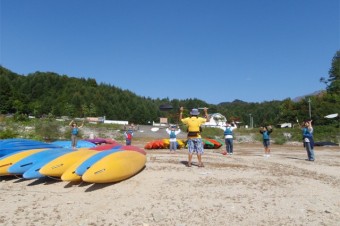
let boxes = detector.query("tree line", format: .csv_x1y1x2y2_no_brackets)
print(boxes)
0,51,339,128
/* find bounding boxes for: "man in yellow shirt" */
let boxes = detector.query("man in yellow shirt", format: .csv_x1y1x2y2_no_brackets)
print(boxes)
179,107,210,167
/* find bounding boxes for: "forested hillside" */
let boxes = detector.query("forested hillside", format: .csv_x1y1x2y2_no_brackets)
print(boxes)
0,50,339,127
0,66,210,124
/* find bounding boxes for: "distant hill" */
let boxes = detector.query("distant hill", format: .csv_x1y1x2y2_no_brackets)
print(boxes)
217,91,326,105
292,90,325,102
0,66,211,124
218,99,248,105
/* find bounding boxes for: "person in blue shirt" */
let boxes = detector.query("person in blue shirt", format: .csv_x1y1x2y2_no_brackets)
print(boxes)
69,120,84,149
166,125,181,153
259,125,273,157
302,119,315,161
223,122,237,155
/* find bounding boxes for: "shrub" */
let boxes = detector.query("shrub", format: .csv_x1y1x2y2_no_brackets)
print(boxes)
201,127,224,139
13,113,29,122
0,128,18,139
273,136,287,145
35,119,62,141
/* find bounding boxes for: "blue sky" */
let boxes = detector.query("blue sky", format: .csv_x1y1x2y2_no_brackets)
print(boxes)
1,0,339,104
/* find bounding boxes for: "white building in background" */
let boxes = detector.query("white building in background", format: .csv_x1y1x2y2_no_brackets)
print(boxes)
104,120,129,125
276,123,292,128
203,113,227,130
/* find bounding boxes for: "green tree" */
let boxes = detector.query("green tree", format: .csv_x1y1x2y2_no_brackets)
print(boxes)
321,50,340,94
35,118,61,141
0,73,13,113
64,103,76,117
13,99,24,114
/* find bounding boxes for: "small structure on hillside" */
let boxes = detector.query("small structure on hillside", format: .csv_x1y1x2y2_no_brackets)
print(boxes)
104,120,129,125
152,117,168,127
204,113,227,129
276,123,292,128
86,117,105,123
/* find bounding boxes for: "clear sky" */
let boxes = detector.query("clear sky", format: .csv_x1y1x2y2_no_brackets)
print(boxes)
1,0,339,104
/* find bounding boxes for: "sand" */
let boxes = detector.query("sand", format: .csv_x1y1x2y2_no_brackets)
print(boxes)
0,143,339,226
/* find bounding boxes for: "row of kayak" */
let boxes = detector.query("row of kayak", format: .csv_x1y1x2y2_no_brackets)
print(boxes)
144,138,224,149
0,139,146,184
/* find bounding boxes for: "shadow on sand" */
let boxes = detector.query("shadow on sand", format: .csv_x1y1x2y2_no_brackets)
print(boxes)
26,177,61,186
285,157,306,161
180,160,202,167
0,175,19,182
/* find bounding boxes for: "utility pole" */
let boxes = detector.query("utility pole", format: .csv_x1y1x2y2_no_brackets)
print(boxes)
249,114,252,128
308,98,311,119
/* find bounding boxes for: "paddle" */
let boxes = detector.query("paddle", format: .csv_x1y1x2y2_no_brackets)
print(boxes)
159,104,174,111
155,104,178,131
159,104,208,111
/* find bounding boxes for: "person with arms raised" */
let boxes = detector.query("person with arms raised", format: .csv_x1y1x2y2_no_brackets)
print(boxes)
223,121,237,155
166,125,181,154
302,119,315,161
69,120,84,149
179,107,209,167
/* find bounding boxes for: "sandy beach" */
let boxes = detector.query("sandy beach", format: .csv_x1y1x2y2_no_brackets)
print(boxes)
0,142,339,226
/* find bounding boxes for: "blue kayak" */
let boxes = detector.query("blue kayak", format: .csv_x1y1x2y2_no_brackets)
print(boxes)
8,148,72,175
23,150,72,179
51,140,96,149
0,138,61,157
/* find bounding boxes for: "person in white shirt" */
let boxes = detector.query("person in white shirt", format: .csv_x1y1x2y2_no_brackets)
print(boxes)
223,122,237,155
166,125,181,153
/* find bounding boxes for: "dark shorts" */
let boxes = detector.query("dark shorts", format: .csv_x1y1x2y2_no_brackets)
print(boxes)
263,139,270,148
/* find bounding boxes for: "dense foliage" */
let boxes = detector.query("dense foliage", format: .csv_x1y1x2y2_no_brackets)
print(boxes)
0,51,339,129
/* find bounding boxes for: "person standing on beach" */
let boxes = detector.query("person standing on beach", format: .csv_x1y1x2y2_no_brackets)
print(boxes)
259,125,273,157
180,107,210,167
166,125,181,153
124,125,134,146
223,122,237,155
302,119,315,161
69,120,84,149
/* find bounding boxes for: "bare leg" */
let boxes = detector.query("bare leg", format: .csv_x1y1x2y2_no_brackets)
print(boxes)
197,154,204,167
188,153,193,166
